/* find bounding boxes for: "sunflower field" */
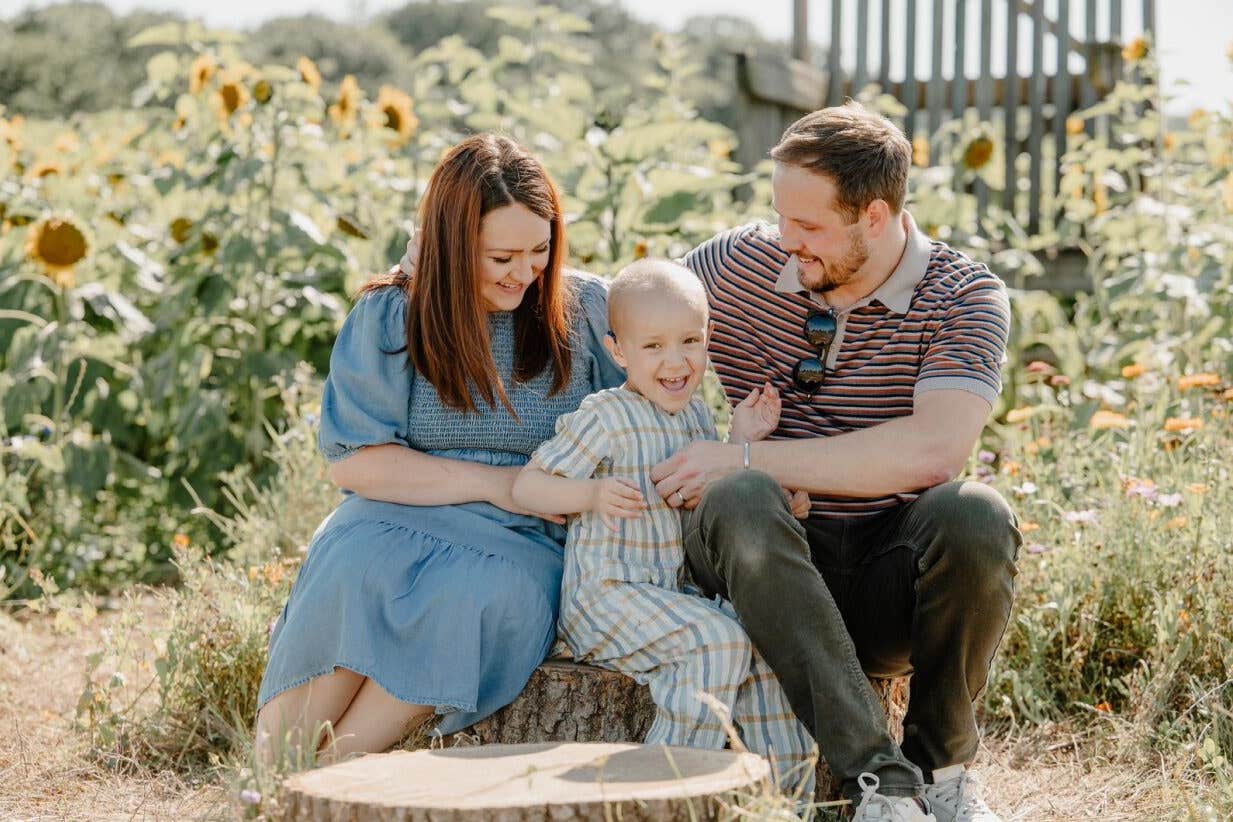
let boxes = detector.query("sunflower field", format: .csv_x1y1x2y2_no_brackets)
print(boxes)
3,6,1233,818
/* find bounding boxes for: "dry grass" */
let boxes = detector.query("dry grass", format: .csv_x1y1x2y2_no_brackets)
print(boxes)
0,597,1193,821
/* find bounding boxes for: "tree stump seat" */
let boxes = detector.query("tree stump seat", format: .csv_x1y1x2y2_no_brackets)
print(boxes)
281,742,771,821
451,660,909,800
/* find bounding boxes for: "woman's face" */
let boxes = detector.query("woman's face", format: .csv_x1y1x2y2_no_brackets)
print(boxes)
478,203,552,313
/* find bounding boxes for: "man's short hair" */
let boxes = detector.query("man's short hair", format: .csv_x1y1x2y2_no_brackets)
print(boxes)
770,101,912,223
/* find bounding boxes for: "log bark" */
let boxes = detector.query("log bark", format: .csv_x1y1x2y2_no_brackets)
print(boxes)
281,742,771,821
447,660,908,800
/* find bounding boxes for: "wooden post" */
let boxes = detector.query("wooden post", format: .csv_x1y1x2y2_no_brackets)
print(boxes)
793,0,810,63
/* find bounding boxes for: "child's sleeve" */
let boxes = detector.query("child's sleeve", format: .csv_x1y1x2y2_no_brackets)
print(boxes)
692,395,720,442
530,395,611,479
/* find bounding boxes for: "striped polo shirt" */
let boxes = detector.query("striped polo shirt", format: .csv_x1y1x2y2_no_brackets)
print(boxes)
683,212,1010,519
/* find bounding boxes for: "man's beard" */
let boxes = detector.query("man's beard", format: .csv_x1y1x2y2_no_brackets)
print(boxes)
799,227,870,294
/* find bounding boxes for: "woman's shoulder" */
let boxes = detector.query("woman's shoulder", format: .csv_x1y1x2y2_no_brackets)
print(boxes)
563,267,610,308
348,283,410,347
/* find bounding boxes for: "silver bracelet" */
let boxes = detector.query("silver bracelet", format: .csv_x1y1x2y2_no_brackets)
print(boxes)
743,441,751,470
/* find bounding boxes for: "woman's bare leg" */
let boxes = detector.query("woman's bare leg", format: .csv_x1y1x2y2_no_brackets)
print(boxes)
255,667,365,765
323,676,435,762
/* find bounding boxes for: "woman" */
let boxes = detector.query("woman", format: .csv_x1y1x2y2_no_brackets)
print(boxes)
255,133,623,762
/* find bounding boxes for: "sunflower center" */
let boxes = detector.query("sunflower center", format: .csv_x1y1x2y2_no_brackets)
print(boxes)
36,220,88,267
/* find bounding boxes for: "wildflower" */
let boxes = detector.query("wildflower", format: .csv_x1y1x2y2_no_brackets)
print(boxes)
239,789,261,805
1121,363,1146,379
169,217,193,245
1026,360,1054,375
1188,109,1208,129
1094,183,1109,214
1065,116,1085,136
1163,133,1177,152
216,73,249,119
1122,477,1158,501
26,216,89,287
173,533,191,548
26,159,63,180
1164,417,1203,433
53,132,80,153
1049,374,1071,388
1179,609,1191,626
634,240,649,259
1019,522,1040,534
375,85,418,147
1122,36,1149,63
1012,481,1038,497
1005,406,1034,424
1164,516,1188,530
977,450,996,464
1178,373,1220,391
298,56,322,92
1156,492,1184,508
329,75,362,130
1095,701,1113,713
1063,509,1098,525
1090,410,1131,431
1026,543,1050,555
962,136,995,171
1186,483,1209,495
1001,460,1022,477
912,136,930,167
1224,388,1233,402
190,53,218,94
708,138,733,160
253,78,274,105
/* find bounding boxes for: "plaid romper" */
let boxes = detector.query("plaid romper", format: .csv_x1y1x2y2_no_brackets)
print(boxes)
531,386,816,794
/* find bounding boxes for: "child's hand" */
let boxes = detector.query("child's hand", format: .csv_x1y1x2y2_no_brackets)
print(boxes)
786,488,811,520
728,382,780,444
592,477,646,530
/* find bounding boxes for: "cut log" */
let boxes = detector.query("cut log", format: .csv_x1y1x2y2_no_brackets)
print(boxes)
281,742,771,821
448,660,908,800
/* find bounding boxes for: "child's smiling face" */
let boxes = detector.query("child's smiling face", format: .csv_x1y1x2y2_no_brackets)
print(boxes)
606,294,709,414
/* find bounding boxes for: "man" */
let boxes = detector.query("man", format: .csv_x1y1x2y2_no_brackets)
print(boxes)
652,103,1020,822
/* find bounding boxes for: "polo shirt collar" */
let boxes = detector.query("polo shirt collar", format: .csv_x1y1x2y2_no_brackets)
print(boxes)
773,211,932,315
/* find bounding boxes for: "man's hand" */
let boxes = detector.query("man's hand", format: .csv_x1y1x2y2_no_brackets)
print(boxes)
786,488,811,519
651,441,742,509
591,477,646,530
728,382,780,444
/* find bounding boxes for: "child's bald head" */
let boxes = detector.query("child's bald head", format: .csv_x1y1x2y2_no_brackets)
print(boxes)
608,258,708,339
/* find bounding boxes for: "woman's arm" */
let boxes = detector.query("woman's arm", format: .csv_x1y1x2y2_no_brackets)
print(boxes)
513,462,644,528
330,444,528,512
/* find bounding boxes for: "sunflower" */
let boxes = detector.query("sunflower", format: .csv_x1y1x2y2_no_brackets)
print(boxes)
26,216,90,287
375,85,418,147
962,136,995,171
1122,36,1149,64
253,78,274,105
170,217,194,244
26,159,63,180
298,56,322,93
329,75,363,130
190,53,219,94
0,117,21,152
53,132,80,154
216,72,249,119
201,233,219,256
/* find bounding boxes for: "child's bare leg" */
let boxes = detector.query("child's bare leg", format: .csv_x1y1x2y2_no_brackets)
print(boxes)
323,676,434,762
255,667,365,766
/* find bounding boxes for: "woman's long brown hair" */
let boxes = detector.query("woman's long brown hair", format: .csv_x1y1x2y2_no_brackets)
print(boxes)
359,134,572,415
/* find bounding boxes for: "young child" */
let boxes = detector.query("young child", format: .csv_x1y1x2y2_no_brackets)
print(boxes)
512,258,816,795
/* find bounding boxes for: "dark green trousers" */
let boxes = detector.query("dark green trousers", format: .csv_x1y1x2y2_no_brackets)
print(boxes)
683,471,1020,799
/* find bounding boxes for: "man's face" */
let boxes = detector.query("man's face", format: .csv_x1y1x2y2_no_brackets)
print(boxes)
771,163,870,294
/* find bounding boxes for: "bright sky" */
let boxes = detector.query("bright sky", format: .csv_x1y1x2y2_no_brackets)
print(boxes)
13,0,1232,114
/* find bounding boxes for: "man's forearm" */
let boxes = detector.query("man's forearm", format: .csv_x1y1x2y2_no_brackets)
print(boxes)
750,414,960,497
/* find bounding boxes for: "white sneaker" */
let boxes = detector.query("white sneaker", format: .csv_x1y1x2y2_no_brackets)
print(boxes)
922,766,1001,822
851,772,936,822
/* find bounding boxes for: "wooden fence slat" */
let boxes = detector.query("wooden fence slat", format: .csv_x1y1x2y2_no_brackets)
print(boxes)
1053,0,1072,197
1082,0,1097,118
952,0,969,121
1003,1,1020,215
829,0,844,105
929,0,946,135
856,0,871,93
879,0,892,89
904,0,919,139
1027,0,1046,233
976,0,994,212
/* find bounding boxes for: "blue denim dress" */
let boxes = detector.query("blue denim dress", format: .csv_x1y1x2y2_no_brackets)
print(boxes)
257,272,624,734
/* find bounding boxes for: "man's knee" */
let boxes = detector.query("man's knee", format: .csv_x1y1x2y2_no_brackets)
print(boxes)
697,470,787,529
918,481,1020,582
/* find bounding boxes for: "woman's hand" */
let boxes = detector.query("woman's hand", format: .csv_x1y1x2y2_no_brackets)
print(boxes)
728,383,780,444
487,466,567,525
590,477,646,530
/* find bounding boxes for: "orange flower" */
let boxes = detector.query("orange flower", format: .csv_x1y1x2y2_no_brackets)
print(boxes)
1186,483,1209,495
1005,407,1034,424
1165,516,1188,531
912,136,930,167
173,533,191,548
1019,522,1040,534
1164,418,1203,433
1095,701,1113,713
1178,373,1220,391
1090,410,1131,431
1121,363,1146,379
1065,116,1085,136
1222,388,1233,402
1122,36,1149,63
